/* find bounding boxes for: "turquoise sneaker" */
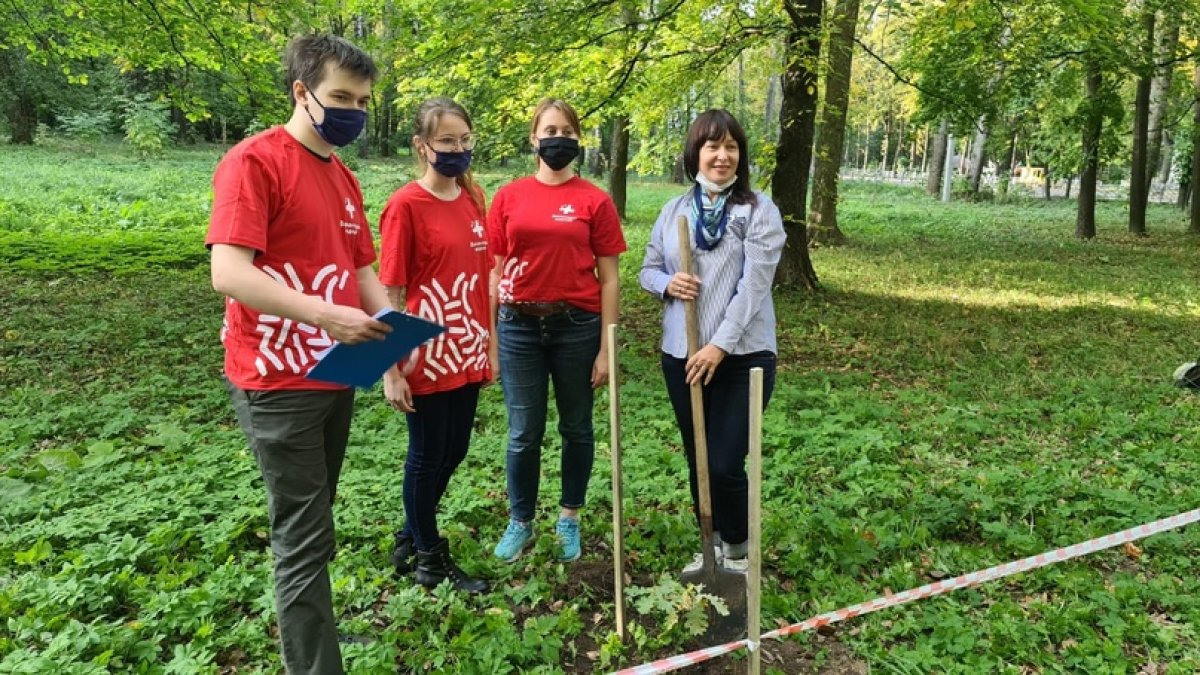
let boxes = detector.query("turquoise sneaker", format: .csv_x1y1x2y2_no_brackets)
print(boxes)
555,516,581,562
493,519,534,562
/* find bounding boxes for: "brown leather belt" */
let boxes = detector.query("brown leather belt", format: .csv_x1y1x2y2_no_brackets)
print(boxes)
504,301,572,317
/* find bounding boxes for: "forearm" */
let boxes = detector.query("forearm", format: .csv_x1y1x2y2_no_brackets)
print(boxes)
356,267,391,316
598,278,619,354
210,244,326,326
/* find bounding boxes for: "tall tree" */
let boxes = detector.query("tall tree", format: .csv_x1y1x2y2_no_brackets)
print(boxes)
926,119,948,196
808,0,861,246
1077,59,1104,239
1190,61,1200,233
608,115,631,217
1146,6,1180,189
1129,4,1156,235
773,0,824,289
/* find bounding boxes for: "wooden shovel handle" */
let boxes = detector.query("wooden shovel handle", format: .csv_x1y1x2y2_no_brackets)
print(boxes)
676,215,718,557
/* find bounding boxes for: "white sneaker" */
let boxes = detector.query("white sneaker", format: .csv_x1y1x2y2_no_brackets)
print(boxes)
722,556,748,572
682,545,723,574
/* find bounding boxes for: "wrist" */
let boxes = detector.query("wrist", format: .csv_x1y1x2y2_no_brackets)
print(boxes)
308,296,330,330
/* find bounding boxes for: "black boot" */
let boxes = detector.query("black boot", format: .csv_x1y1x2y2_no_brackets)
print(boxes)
414,539,489,594
391,532,416,576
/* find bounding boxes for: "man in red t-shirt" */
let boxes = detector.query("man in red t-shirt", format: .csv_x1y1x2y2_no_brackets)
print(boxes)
206,35,390,675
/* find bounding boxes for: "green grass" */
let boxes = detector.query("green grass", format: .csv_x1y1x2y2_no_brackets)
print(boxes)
2,141,1200,673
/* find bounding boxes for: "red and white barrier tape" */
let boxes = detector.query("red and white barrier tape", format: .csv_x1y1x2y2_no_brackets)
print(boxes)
613,508,1200,675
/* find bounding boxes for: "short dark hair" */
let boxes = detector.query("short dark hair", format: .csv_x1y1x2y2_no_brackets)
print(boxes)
284,34,378,104
683,109,756,205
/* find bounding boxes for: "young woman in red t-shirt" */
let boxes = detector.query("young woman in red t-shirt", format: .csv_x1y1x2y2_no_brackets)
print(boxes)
488,99,627,563
378,97,495,593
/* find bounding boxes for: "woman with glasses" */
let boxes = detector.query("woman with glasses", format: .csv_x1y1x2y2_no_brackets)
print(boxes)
378,97,494,592
488,98,626,564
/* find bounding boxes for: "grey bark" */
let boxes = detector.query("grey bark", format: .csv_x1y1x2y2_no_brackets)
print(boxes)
773,0,823,290
808,0,860,246
926,119,948,196
1190,62,1200,233
1146,12,1179,191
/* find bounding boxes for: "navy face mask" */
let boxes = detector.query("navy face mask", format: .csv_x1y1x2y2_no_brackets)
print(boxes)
429,147,472,178
537,136,580,171
304,88,367,147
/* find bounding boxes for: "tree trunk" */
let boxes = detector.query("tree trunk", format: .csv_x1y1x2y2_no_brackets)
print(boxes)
997,127,1017,201
1160,132,1175,183
892,116,906,173
1190,62,1200,233
1077,60,1103,239
920,125,930,173
807,0,860,247
967,118,989,194
6,95,36,145
926,119,948,196
1129,7,1154,235
588,125,605,177
1147,9,1179,190
764,74,779,141
608,115,630,218
773,0,823,290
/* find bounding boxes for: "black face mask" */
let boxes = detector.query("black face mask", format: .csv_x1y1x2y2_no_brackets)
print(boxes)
536,136,580,171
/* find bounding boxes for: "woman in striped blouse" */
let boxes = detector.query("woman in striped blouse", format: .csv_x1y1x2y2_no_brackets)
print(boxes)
638,109,786,572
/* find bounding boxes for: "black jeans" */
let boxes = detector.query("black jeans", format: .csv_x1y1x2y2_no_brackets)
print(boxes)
662,351,776,547
400,383,482,551
226,380,354,675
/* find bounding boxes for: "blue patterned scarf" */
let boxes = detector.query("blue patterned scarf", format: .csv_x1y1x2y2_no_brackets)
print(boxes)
690,184,729,251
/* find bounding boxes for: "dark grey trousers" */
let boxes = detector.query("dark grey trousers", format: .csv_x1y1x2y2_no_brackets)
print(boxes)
227,381,355,675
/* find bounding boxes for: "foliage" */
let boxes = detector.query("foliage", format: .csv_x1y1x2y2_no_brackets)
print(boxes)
58,109,115,140
121,95,178,157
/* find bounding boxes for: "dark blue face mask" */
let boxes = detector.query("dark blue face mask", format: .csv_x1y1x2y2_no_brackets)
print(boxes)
304,88,367,147
428,147,472,178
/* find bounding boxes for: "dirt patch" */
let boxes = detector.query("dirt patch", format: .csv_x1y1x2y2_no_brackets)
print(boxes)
662,633,867,675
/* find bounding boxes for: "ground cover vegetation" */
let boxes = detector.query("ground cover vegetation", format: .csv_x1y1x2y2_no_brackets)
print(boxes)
2,143,1200,673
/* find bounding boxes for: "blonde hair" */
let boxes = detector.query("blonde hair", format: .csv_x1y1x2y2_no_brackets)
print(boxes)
413,97,486,216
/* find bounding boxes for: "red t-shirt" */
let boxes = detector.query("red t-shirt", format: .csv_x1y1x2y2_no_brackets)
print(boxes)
378,182,492,395
487,176,626,312
206,126,376,391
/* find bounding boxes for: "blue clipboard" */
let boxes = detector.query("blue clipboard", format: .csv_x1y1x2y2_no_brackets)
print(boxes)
306,309,445,389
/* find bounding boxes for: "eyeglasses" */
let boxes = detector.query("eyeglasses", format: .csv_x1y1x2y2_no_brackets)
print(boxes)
428,134,477,152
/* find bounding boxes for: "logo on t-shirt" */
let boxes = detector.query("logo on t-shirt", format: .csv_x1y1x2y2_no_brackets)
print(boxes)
469,219,487,252
552,203,577,223
340,197,361,235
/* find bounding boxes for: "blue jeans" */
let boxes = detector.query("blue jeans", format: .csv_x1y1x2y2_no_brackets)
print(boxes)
498,304,601,522
662,351,776,547
400,383,481,552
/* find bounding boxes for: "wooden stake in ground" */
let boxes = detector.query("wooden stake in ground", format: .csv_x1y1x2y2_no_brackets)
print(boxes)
748,367,764,675
607,322,626,640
